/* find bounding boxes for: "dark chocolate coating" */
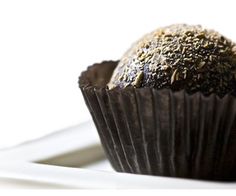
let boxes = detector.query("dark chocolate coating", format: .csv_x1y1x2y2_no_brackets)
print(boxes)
108,24,236,97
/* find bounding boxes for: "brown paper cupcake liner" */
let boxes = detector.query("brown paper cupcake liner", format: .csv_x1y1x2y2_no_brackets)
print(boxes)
79,61,236,181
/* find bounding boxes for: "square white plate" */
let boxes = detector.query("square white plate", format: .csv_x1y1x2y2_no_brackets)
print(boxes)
0,121,235,189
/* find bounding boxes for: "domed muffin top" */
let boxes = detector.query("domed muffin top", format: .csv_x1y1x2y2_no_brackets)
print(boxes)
108,24,236,96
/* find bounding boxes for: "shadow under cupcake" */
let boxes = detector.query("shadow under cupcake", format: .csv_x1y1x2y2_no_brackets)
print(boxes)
79,24,236,181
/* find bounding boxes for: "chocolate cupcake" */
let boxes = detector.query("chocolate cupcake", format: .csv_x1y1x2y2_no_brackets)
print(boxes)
79,24,236,181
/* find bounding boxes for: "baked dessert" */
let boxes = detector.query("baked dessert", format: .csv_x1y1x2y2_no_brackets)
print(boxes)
79,24,236,181
108,24,236,97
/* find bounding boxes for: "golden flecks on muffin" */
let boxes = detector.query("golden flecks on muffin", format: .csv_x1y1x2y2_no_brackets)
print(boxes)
108,24,236,96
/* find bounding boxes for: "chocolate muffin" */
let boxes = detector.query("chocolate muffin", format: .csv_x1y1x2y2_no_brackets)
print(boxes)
108,24,236,96
79,24,236,181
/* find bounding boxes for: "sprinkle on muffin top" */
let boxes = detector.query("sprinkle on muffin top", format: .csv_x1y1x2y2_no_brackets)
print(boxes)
108,24,236,96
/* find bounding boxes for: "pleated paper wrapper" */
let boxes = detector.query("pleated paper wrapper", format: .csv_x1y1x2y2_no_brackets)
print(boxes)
79,61,236,181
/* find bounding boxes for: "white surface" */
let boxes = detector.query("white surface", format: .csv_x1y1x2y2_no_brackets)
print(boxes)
1,0,236,148
0,121,100,162
1,162,236,189
85,159,114,172
0,121,235,189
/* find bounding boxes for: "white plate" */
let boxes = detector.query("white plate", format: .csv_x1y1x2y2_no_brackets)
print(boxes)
0,121,235,189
